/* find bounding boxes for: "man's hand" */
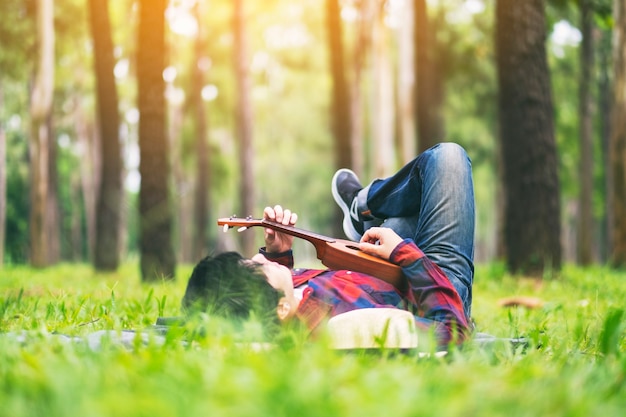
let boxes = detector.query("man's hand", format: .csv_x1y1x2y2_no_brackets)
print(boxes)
263,205,298,253
359,227,403,261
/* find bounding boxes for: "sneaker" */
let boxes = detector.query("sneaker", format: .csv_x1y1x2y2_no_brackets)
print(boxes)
331,169,365,241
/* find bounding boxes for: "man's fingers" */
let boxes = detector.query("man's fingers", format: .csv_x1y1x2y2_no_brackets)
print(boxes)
281,209,291,224
359,242,382,257
264,206,275,220
361,227,382,244
263,205,297,227
273,205,284,222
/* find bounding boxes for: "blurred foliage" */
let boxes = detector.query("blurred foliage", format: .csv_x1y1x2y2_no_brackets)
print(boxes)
0,0,617,265
4,127,30,264
0,0,35,81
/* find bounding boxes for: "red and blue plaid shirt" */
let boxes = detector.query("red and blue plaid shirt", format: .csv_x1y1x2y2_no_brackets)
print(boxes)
261,239,469,346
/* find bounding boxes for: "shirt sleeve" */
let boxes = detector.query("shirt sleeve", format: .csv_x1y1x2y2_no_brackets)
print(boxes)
389,239,470,346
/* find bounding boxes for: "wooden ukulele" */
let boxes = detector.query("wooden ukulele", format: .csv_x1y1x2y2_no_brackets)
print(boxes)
217,216,404,288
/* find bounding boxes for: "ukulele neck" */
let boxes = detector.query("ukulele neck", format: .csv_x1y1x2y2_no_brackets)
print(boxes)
259,220,335,245
218,218,335,247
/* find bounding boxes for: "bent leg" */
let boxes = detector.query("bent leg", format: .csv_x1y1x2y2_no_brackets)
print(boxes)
356,143,475,318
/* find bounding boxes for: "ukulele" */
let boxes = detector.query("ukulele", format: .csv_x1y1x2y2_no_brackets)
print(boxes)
217,216,404,288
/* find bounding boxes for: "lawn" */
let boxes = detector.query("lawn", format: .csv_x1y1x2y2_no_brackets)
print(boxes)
1,261,624,417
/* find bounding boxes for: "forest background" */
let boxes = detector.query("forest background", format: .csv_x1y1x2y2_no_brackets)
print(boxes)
0,0,625,282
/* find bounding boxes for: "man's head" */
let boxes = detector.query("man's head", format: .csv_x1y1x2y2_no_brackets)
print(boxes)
182,252,298,326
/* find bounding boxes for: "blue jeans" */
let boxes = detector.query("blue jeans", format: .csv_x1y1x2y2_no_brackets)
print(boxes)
356,142,475,318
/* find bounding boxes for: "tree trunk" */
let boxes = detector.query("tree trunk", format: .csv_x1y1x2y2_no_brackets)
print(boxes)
577,0,595,265
495,0,562,276
414,0,444,153
169,90,189,262
89,0,123,271
0,86,5,266
326,0,352,237
349,0,374,178
46,114,60,264
327,0,352,170
599,27,612,263
70,167,84,261
495,139,507,260
609,0,626,267
192,1,210,262
414,0,433,153
74,96,98,261
372,2,395,178
397,0,415,164
137,0,176,280
29,0,55,268
233,0,256,257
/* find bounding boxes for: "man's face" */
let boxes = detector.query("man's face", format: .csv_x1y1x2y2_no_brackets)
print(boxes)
250,254,298,320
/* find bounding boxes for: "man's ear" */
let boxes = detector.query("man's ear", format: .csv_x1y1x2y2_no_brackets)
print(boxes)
276,297,292,321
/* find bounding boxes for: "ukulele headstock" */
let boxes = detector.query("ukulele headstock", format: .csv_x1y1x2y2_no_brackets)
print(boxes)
217,215,260,233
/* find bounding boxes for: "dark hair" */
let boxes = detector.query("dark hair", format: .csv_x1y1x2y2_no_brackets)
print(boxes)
182,252,281,326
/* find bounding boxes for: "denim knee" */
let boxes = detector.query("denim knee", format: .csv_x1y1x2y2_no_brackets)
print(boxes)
426,142,472,176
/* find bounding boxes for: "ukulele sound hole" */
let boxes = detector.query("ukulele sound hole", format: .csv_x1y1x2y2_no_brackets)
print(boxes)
345,245,361,252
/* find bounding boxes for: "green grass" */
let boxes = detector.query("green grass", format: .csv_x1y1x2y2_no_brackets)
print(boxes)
1,262,624,417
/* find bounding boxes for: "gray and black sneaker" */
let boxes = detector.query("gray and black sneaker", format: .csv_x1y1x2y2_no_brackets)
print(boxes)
331,169,365,241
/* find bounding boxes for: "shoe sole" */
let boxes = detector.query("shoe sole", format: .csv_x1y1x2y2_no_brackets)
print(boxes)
331,169,363,242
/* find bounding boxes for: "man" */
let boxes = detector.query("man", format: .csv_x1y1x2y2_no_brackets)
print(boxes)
183,143,474,348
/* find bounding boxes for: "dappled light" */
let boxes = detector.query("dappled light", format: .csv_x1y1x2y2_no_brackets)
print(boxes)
0,0,623,272
0,1,625,415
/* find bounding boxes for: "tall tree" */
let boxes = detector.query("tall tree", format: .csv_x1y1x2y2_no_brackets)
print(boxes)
69,99,93,261
598,16,613,263
372,1,395,177
74,95,98,261
609,0,626,266
327,0,352,237
29,0,55,267
0,88,5,266
577,0,595,265
46,116,60,264
349,0,374,178
397,0,416,164
414,0,433,153
192,1,210,262
170,94,190,262
88,0,123,271
414,0,444,153
137,0,176,280
495,0,562,276
233,0,255,256
327,0,352,170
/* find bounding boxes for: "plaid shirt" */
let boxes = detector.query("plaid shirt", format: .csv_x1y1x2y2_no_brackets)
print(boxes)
261,239,469,346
